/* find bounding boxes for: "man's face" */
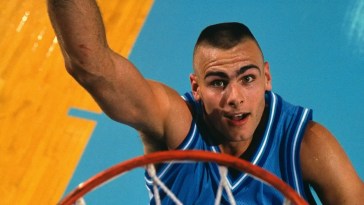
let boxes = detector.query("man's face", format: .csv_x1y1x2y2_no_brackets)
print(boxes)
190,39,272,142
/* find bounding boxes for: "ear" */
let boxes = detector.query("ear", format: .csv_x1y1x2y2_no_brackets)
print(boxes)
264,62,272,91
189,74,201,100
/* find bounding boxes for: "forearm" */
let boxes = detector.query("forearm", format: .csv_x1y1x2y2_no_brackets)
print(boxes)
47,0,109,75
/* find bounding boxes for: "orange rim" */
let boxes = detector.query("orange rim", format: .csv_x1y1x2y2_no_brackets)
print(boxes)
59,150,308,205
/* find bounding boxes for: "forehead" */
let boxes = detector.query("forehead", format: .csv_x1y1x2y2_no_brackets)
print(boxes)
193,39,264,75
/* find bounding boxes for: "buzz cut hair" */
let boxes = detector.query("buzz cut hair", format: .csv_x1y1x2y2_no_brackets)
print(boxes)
194,22,262,53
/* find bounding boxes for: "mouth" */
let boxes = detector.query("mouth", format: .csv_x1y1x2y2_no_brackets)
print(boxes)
224,113,250,121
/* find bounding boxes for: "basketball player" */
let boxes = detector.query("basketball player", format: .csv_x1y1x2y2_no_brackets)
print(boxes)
47,0,363,204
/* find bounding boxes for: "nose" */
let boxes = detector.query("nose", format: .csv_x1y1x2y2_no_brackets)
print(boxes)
225,82,245,108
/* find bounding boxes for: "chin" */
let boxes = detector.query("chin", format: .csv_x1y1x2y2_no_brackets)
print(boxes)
226,133,253,142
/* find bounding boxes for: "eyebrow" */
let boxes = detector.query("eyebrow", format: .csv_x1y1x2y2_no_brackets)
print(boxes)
204,71,228,79
236,64,261,76
204,64,261,79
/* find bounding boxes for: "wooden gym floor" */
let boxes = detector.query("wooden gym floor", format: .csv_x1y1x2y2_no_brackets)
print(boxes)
0,1,153,204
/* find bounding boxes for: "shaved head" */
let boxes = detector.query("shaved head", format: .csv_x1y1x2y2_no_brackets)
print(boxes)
193,22,263,74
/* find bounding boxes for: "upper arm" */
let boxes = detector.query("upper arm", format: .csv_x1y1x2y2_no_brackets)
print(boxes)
300,121,364,204
71,49,192,149
48,0,192,149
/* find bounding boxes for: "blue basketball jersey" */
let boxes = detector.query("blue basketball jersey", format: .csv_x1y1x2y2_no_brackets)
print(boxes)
145,91,316,204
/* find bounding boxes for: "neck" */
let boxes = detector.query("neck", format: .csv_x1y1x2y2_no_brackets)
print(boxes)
219,140,252,158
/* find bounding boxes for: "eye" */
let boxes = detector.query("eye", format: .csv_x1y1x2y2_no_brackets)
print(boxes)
211,80,226,88
242,75,255,83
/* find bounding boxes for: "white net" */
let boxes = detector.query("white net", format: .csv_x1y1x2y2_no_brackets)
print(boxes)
146,164,237,205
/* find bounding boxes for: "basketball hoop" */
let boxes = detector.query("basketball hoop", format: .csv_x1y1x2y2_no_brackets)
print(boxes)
59,150,308,205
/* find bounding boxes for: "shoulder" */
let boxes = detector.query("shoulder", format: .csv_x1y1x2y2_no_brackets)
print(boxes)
141,84,193,153
300,121,364,204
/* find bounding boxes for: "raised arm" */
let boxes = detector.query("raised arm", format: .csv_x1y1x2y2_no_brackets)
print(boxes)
47,0,191,151
301,121,364,204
